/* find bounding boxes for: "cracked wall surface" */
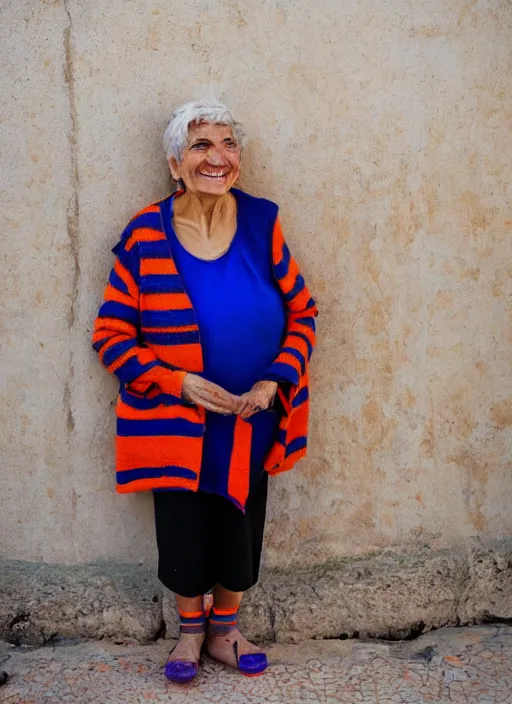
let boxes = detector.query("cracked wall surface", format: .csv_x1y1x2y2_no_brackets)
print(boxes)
1,0,512,568
1,0,78,562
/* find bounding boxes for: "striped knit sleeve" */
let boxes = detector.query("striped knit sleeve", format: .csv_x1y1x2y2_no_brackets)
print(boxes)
92,230,186,398
261,217,318,387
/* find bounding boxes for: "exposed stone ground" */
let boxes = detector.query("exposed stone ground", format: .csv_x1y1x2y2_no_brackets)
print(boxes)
1,625,511,703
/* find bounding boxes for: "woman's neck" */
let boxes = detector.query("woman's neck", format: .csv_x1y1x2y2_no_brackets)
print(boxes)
173,190,234,240
172,189,237,260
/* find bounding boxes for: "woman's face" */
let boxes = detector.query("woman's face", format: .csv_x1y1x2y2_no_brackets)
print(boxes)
169,122,241,197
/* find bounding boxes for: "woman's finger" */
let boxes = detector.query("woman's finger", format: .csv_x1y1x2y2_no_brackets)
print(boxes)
240,404,257,419
189,379,239,406
238,393,253,419
184,375,232,400
252,392,269,411
190,387,242,414
193,396,237,414
237,397,251,417
202,392,241,413
239,393,266,419
204,403,233,414
191,391,236,414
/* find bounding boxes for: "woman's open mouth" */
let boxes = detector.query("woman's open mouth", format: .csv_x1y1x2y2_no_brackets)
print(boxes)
199,170,230,181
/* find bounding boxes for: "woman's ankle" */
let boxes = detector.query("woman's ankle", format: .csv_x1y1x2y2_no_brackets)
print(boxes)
178,608,207,636
208,606,239,637
175,593,209,636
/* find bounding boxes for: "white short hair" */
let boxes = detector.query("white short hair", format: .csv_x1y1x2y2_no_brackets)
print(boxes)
163,99,246,162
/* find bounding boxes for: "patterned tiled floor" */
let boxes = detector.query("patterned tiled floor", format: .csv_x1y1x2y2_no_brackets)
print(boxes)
1,625,511,703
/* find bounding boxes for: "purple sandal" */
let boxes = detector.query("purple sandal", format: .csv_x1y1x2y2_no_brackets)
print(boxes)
234,640,268,677
165,602,210,684
207,608,268,677
165,657,199,684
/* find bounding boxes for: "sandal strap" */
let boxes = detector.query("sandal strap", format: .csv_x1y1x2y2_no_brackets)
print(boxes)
233,639,240,668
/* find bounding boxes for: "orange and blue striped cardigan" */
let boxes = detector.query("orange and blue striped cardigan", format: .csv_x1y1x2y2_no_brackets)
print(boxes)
92,189,317,509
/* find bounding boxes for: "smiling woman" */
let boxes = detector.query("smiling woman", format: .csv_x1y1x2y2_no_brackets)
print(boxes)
169,122,241,261
92,99,318,683
171,123,241,194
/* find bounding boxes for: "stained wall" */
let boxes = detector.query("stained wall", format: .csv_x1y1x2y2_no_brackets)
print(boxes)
1,0,511,569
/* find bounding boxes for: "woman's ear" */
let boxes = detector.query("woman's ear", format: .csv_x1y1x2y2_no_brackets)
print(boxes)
168,157,180,181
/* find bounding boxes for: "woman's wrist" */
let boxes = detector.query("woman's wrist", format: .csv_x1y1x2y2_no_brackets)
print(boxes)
253,380,278,405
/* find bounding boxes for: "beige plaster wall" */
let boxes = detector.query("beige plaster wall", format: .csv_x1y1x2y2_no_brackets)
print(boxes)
1,0,511,570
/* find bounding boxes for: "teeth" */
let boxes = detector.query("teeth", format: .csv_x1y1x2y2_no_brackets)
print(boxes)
200,171,228,178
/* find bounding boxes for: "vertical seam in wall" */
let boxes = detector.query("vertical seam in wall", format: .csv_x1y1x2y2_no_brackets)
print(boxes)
63,0,80,333
62,0,78,437
62,0,78,561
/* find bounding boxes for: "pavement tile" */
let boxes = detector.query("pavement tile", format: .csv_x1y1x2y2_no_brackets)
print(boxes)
1,625,512,703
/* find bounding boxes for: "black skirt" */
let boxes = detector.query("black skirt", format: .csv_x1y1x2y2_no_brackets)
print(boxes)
153,473,268,597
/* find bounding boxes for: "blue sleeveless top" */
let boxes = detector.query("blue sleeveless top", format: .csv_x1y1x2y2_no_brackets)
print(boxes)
160,189,287,499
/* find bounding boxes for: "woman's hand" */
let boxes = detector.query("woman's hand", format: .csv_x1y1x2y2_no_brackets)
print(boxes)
238,381,278,420
182,374,243,415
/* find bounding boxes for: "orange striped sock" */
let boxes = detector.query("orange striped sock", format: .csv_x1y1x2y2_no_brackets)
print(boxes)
209,606,238,635
178,609,206,635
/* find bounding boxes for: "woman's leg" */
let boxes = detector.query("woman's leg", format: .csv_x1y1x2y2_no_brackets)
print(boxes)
212,585,242,610
176,595,205,612
153,489,216,681
205,476,269,674
206,585,267,675
165,594,205,680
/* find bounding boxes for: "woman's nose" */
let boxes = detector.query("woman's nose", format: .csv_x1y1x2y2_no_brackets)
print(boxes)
206,148,224,165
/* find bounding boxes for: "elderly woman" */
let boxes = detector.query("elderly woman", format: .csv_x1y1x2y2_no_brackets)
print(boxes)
92,100,317,682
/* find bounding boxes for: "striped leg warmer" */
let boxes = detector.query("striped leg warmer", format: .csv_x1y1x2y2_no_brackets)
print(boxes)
178,609,206,635
209,607,239,636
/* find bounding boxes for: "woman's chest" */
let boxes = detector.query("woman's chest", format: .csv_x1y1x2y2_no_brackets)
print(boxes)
173,216,237,261
178,248,286,391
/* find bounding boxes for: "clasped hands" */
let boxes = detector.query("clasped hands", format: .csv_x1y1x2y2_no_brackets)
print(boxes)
181,374,278,420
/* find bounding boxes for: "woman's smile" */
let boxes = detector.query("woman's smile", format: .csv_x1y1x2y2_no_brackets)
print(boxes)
169,122,241,197
198,168,230,180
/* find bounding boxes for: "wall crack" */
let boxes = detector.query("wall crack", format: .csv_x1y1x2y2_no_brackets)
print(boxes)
63,0,80,331
62,0,79,440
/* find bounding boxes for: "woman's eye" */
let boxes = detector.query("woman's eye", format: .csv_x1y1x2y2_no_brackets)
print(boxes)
191,142,209,150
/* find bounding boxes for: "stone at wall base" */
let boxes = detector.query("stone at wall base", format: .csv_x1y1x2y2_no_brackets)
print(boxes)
2,537,512,646
0,562,162,646
459,539,512,624
158,536,512,643
162,548,464,643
